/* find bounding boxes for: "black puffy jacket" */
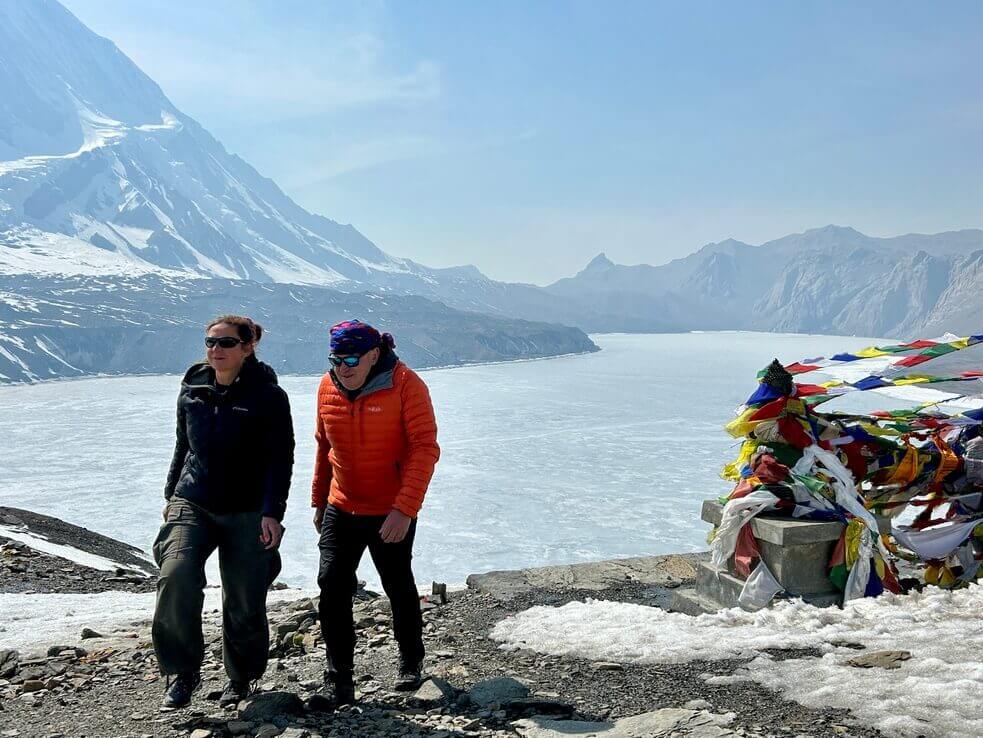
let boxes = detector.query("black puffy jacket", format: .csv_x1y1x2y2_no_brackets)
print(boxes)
164,357,294,521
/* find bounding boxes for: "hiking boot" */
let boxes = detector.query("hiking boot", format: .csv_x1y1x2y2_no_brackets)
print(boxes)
305,671,356,711
394,659,422,691
219,679,251,707
161,671,201,709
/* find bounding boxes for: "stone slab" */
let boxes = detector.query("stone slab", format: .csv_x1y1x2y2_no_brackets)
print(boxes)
701,500,891,545
514,707,737,737
757,538,838,595
694,562,841,610
702,500,840,545
668,587,719,616
466,553,704,601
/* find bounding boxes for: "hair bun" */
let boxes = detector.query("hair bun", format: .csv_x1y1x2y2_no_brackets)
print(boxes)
381,332,396,349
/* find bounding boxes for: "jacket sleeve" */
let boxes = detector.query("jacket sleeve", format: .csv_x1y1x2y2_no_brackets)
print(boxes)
393,371,440,518
164,394,189,500
261,386,294,522
311,381,333,508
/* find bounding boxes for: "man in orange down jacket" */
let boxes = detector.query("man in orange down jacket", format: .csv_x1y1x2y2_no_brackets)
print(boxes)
309,319,440,710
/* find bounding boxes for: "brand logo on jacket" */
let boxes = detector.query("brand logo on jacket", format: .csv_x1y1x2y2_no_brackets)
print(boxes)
365,405,383,413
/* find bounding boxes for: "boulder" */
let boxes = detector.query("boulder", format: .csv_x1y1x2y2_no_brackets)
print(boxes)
467,676,529,708
0,650,18,679
845,650,911,670
409,677,456,707
240,691,304,722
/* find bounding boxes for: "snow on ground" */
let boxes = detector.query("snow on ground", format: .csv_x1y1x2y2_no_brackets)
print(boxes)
0,228,182,278
0,523,145,574
491,585,983,738
0,588,313,655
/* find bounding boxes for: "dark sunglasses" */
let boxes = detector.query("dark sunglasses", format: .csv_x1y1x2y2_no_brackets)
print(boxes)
205,336,245,349
328,354,362,368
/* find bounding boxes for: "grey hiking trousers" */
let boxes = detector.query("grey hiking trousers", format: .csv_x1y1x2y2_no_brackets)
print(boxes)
151,497,281,681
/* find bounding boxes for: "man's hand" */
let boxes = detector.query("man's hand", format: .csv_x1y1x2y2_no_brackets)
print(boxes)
260,516,284,550
313,507,326,533
379,509,412,543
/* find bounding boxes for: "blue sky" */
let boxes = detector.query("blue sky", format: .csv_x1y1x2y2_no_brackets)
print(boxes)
63,1,983,284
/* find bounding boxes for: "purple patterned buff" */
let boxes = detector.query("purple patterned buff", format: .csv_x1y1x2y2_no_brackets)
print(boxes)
329,319,395,355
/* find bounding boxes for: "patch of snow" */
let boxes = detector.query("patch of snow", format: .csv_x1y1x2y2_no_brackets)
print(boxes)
0,523,145,574
33,336,80,371
0,342,31,372
491,586,983,738
0,228,183,278
0,588,313,655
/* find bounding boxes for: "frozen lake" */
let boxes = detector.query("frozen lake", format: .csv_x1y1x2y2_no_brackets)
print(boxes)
0,332,880,590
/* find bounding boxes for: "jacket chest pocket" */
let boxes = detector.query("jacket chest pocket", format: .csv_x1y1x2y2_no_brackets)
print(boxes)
319,409,352,448
186,399,255,450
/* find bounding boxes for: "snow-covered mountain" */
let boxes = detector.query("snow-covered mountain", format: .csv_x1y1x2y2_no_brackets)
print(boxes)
547,226,983,337
0,0,599,382
0,272,597,383
0,0,463,288
3,0,981,385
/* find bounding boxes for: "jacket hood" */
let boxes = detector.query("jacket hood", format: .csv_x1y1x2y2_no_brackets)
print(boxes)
182,357,280,389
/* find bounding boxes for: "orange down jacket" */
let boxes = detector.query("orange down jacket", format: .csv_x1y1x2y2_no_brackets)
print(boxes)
311,360,440,517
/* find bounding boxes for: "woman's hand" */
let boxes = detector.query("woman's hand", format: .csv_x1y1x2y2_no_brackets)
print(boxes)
260,516,284,549
313,507,326,533
379,509,412,543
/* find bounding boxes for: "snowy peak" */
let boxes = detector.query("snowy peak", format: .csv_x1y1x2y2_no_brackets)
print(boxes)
0,0,177,160
0,0,453,289
584,252,614,271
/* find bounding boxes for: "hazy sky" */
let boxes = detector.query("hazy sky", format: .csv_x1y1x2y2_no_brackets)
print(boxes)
62,1,983,284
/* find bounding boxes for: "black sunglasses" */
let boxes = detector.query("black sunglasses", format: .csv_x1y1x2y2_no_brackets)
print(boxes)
328,354,362,368
205,336,245,349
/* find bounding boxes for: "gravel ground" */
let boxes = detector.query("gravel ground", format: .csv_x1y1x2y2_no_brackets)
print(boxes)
0,577,882,738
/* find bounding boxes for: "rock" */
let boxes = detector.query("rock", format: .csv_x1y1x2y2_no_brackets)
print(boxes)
280,729,310,738
594,662,624,671
431,581,448,605
504,697,575,716
275,622,299,640
46,645,76,658
254,725,282,738
514,707,737,737
189,730,214,738
240,691,304,721
685,699,714,711
20,679,45,693
0,650,18,679
468,676,529,708
845,650,911,669
226,721,253,735
410,677,456,707
80,628,103,639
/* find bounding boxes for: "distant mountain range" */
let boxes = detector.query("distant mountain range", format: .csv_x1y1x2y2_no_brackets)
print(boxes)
1,1,980,384
549,226,983,338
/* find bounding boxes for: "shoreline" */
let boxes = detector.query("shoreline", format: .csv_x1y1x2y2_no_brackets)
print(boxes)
0,346,601,389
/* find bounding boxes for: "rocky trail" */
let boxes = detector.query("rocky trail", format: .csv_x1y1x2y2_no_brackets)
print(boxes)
0,551,881,738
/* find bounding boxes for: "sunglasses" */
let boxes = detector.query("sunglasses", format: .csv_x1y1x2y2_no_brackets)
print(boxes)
328,354,362,368
205,336,245,349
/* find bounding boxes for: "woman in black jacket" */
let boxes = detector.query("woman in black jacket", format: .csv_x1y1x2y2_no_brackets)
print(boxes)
152,315,294,709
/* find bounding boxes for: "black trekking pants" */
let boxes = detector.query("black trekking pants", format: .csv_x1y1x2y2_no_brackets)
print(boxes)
316,504,424,681
152,497,281,682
